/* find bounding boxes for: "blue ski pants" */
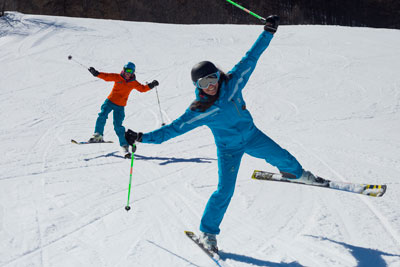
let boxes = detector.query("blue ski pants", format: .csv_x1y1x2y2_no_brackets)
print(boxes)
94,99,127,146
200,129,303,235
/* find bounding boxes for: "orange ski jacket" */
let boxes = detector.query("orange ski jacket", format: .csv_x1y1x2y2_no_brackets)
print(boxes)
97,73,151,106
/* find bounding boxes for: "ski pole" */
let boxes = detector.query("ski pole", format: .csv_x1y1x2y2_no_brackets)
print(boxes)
67,55,89,69
155,86,166,126
125,144,136,211
225,0,266,23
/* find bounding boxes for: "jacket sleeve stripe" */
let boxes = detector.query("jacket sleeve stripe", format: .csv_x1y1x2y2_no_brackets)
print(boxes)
228,66,252,101
179,107,220,129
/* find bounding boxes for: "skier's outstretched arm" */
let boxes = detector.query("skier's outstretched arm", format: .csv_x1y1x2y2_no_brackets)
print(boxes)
87,67,117,81
125,108,204,145
96,73,121,82
229,15,279,90
134,80,159,93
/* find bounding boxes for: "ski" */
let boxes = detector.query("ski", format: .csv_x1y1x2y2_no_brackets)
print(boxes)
252,170,387,197
184,231,222,267
71,139,113,145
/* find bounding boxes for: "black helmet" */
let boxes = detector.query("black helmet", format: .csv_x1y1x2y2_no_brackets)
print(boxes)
191,61,218,82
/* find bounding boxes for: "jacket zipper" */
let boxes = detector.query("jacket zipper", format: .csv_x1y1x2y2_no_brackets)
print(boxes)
231,100,242,117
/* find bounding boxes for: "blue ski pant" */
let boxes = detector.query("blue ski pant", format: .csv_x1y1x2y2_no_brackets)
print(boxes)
200,129,303,235
94,99,127,146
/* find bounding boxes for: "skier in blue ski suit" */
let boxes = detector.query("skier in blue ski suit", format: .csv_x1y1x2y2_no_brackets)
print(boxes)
125,16,313,249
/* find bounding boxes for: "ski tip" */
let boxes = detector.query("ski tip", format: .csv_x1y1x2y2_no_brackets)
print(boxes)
377,184,387,197
71,139,78,144
251,170,261,179
382,185,387,196
364,184,387,197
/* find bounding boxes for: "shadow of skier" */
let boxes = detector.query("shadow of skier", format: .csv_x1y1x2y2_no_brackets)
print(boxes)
306,235,400,266
219,251,302,266
134,154,216,165
84,152,216,165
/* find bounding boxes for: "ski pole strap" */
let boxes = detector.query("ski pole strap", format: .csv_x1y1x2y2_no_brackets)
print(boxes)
225,0,266,23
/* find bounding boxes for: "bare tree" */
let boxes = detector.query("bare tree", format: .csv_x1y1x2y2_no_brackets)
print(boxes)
1,0,5,17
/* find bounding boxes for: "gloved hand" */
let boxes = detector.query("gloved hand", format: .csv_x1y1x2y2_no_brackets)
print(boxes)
148,80,159,89
264,15,280,34
88,67,100,77
125,129,143,145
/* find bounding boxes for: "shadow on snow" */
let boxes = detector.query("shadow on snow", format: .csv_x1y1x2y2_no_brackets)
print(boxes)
147,239,301,267
307,235,400,267
0,12,90,37
84,152,216,165
219,251,302,266
217,235,400,266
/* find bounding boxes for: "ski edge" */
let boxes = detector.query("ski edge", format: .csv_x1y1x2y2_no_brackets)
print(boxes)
252,170,387,197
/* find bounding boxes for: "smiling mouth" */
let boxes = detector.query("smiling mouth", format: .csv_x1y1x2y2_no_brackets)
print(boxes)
205,89,217,95
208,84,217,91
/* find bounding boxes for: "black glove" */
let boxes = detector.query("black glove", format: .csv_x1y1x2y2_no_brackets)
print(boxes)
88,67,99,77
148,80,159,89
264,15,280,34
125,129,143,145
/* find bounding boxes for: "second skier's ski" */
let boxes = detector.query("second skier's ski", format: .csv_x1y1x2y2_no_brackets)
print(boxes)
71,139,113,145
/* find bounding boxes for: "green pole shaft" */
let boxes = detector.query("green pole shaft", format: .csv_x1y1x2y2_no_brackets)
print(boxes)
126,144,136,209
225,0,266,22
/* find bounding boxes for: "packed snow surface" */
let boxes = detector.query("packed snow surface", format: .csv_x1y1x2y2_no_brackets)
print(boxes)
1,12,400,267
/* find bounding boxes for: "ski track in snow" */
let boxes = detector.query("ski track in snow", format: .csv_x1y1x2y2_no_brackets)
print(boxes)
1,12,400,267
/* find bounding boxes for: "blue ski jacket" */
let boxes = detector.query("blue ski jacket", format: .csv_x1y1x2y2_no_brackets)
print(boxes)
141,31,274,149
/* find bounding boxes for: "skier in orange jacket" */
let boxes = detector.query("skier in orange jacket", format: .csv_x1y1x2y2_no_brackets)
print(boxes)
88,62,159,158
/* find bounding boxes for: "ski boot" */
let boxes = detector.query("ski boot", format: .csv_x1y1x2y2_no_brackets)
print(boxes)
199,232,218,253
121,145,131,159
88,133,104,143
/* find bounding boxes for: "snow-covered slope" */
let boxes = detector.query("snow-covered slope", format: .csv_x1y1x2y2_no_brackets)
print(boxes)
1,12,400,267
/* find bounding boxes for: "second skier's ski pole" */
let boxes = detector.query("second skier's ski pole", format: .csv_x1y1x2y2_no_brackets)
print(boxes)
155,86,165,126
225,0,266,23
67,55,89,69
125,144,136,211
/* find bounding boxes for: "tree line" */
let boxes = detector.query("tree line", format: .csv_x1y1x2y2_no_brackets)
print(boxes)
2,0,400,29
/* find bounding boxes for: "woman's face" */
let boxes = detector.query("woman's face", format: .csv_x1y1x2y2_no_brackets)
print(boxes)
123,71,134,79
202,82,219,96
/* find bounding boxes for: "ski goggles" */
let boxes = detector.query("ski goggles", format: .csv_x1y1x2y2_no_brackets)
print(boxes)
194,71,220,89
124,68,134,74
